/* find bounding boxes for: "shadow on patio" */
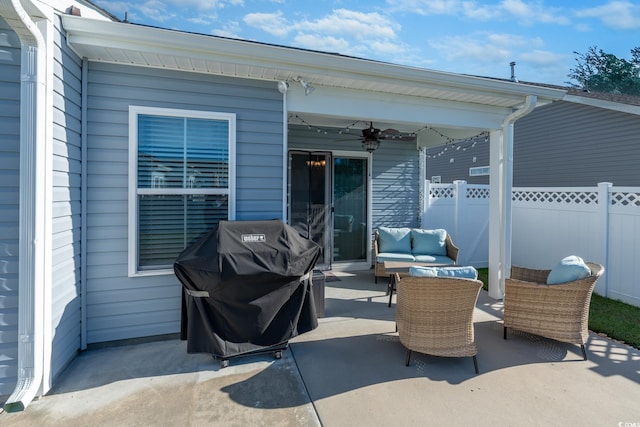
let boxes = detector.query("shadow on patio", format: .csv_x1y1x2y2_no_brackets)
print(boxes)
2,270,638,426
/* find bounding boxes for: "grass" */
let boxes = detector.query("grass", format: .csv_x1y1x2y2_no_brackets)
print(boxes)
476,268,640,349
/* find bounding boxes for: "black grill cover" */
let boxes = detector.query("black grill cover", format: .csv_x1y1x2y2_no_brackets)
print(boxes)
174,219,321,358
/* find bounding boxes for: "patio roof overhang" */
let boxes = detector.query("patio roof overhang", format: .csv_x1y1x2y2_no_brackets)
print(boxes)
60,16,565,147
60,16,567,299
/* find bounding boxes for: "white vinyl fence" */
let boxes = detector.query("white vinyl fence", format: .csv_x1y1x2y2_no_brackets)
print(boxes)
422,181,640,307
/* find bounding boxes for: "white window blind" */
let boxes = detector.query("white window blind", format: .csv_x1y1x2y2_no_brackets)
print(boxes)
129,107,235,275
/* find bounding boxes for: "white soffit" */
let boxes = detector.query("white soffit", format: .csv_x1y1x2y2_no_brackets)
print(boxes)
61,16,565,110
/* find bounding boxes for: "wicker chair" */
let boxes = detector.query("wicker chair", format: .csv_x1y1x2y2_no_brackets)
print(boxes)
503,262,604,360
395,274,483,373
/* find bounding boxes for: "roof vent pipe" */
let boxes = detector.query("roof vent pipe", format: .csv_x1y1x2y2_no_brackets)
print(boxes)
510,61,518,82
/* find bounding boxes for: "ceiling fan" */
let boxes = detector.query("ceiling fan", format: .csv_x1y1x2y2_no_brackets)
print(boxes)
349,122,416,152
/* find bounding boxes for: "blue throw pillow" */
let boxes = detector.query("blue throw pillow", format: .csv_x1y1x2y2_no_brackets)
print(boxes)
546,256,591,285
409,265,478,279
378,227,412,253
411,229,447,256
409,266,439,277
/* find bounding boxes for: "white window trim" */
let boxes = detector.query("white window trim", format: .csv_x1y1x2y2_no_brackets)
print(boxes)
469,166,490,177
128,105,236,277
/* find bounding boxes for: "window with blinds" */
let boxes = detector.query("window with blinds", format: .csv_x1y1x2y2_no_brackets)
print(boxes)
128,106,236,275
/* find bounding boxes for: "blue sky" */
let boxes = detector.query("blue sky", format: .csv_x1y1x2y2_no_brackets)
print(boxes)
94,0,640,85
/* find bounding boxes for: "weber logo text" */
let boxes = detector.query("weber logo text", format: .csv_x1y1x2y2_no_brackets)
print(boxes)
241,234,266,243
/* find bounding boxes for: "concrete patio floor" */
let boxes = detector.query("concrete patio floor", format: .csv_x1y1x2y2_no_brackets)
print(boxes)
2,270,639,426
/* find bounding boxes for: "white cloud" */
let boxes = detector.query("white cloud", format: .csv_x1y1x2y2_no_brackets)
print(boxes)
243,8,407,60
486,33,543,48
158,0,237,9
500,0,569,25
186,14,219,26
212,21,242,38
519,49,569,67
293,34,352,54
138,1,173,22
430,35,510,63
576,1,640,30
385,0,467,16
429,32,546,65
96,0,239,23
386,0,569,25
243,11,291,37
296,9,400,41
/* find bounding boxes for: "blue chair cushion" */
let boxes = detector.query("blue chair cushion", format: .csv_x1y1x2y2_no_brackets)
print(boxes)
546,256,591,285
409,265,478,279
378,227,412,253
413,255,456,265
411,229,447,256
376,253,416,263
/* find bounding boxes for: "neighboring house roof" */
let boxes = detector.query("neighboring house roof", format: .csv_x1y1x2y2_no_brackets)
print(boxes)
487,78,640,115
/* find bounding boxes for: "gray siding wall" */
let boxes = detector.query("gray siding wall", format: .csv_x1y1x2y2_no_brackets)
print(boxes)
50,16,83,379
513,100,640,187
426,100,640,186
0,17,20,397
289,125,420,229
86,63,283,343
425,135,490,185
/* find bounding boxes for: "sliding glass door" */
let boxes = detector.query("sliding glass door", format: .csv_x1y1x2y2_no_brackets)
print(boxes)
288,151,369,268
288,151,332,268
333,157,367,262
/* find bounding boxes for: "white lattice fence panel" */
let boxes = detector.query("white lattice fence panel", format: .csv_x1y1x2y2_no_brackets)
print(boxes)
429,186,455,199
512,189,598,205
610,190,640,207
466,187,490,199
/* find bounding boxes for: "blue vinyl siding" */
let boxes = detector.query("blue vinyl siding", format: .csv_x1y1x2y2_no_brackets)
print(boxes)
0,17,20,397
50,16,83,380
85,62,283,343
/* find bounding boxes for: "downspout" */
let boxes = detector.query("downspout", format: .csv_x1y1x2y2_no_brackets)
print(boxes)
81,58,88,350
278,81,289,221
488,95,536,300
0,0,47,412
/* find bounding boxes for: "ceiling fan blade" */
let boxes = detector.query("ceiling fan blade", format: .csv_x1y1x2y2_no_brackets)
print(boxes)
381,128,400,134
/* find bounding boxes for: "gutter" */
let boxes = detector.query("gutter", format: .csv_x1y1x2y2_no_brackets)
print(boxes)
60,15,566,104
0,0,47,412
488,95,537,300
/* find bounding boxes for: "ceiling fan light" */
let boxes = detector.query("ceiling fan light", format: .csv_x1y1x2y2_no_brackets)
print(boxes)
362,138,380,153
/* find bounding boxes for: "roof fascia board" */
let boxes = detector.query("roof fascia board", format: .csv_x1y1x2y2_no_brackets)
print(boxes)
61,16,565,104
288,86,510,130
563,94,640,116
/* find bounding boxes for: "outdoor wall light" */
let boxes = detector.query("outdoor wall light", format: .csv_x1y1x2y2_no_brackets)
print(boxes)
299,79,315,96
277,81,289,94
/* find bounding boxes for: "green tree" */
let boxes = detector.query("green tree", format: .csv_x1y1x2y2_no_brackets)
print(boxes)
567,46,640,96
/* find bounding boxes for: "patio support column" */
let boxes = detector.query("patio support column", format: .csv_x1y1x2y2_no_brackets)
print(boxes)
488,130,506,299
488,96,536,300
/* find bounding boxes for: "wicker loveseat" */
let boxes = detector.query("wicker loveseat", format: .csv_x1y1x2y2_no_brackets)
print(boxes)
503,261,604,360
395,273,483,373
373,227,459,283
